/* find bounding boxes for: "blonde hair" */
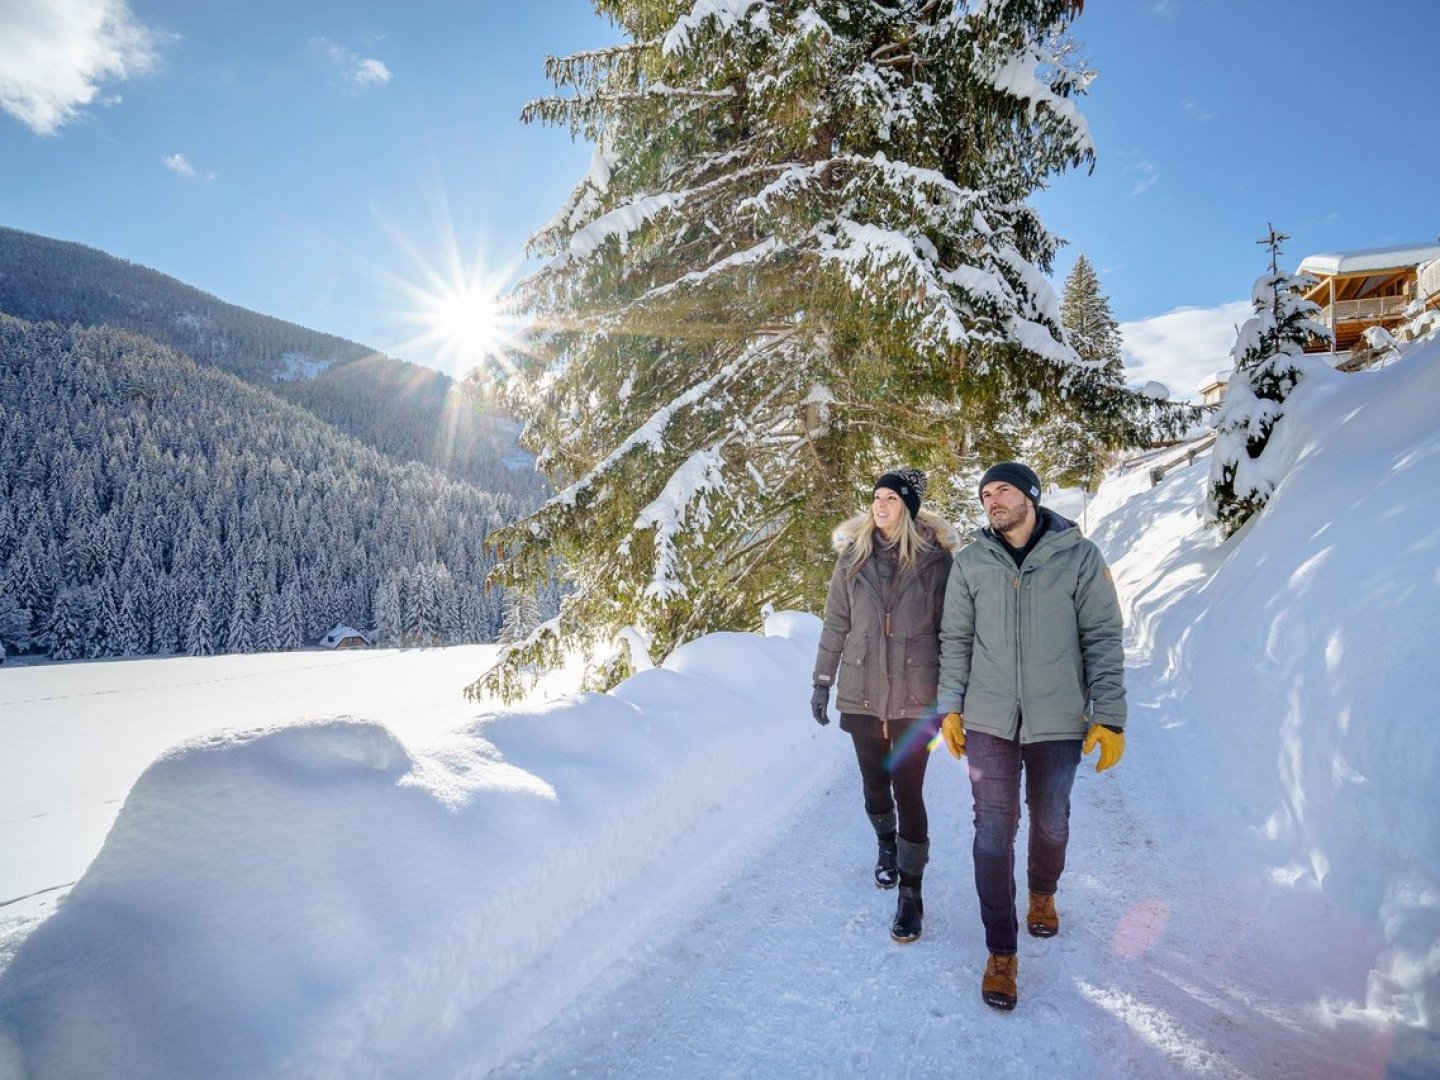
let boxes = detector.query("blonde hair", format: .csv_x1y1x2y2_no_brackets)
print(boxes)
844,505,933,579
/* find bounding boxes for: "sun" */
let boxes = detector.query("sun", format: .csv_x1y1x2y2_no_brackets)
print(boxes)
420,277,506,373
381,225,525,379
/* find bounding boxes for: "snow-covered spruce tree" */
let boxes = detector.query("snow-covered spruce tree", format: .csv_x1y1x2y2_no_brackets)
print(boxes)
497,589,543,646
0,585,33,654
1205,227,1331,537
1026,251,1139,489
472,0,1189,699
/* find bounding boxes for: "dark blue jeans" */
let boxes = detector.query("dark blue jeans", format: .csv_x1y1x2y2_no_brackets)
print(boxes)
966,729,1083,955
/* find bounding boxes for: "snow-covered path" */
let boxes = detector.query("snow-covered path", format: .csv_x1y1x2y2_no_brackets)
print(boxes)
492,693,1391,1079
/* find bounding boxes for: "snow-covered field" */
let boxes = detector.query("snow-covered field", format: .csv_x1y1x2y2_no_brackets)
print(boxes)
3,336,1439,1077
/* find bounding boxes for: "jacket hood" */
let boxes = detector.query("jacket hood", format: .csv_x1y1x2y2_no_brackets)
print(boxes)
832,507,960,555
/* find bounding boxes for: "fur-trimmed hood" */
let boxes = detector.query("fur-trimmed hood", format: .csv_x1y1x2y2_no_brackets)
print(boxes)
831,507,960,555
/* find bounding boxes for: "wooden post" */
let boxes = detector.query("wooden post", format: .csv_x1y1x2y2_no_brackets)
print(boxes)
1330,275,1337,355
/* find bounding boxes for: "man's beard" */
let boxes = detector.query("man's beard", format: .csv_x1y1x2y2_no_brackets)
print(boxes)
988,506,1022,530
988,505,1030,540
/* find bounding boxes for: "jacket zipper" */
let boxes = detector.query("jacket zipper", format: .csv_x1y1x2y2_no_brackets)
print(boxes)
1013,571,1024,735
882,609,893,738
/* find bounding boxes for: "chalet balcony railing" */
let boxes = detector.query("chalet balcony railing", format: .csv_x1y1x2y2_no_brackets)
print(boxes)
1310,294,1410,328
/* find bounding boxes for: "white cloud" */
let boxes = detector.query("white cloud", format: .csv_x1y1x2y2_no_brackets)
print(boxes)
162,152,215,182
1130,159,1160,197
162,152,194,177
316,39,392,88
1120,300,1252,399
350,57,392,87
0,0,161,135
1179,97,1212,122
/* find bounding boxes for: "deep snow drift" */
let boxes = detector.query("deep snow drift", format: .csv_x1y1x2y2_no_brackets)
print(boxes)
2,335,1438,1077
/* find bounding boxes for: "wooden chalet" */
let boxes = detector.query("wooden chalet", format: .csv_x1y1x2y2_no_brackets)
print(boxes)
320,625,372,650
1196,370,1230,407
1299,241,1440,356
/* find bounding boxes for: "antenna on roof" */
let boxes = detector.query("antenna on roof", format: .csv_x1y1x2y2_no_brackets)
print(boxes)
1257,224,1290,275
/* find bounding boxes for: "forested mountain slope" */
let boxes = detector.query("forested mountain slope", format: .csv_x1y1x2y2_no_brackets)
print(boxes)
0,315,538,659
0,227,525,490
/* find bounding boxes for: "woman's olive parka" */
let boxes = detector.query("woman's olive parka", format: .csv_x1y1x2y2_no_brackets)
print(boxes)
812,508,960,739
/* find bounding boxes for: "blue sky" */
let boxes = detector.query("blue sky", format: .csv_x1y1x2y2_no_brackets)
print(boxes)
2,0,1436,394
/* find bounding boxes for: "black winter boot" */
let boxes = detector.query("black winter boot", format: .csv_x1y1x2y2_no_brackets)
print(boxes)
874,836,898,889
869,813,899,889
890,884,923,943
889,838,930,944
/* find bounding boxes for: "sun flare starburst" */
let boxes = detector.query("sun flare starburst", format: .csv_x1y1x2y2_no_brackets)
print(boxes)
418,276,507,371
380,225,527,380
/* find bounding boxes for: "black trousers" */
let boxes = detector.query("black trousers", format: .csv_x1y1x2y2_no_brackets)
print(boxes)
849,727,932,844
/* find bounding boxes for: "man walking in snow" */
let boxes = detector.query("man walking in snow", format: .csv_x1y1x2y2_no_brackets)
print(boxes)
936,461,1127,1011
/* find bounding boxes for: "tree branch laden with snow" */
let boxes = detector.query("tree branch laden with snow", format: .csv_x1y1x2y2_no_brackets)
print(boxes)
470,0,1190,699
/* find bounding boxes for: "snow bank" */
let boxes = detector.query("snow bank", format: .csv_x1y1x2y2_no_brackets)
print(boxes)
0,612,841,1078
1090,334,1440,1072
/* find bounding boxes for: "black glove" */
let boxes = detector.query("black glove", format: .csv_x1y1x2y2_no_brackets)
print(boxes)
810,684,831,725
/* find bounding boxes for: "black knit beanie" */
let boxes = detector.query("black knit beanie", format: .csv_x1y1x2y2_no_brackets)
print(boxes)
978,461,1041,507
874,468,927,519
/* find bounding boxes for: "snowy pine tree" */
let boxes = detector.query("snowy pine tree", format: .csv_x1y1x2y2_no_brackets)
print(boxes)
372,573,404,647
1026,252,1149,489
184,594,214,657
0,584,33,653
1205,227,1330,537
277,581,305,651
91,570,122,658
43,584,91,661
497,589,543,646
226,588,256,655
256,591,281,653
473,0,1189,698
408,564,443,646
116,587,147,656
150,576,182,655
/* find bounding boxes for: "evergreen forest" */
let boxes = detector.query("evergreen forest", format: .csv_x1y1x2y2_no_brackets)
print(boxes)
0,314,548,660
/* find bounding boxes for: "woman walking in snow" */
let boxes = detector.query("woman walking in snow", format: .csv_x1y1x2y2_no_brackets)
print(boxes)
810,468,958,943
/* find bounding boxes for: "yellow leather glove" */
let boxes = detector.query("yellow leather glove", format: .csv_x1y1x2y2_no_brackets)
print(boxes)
941,712,966,759
1083,724,1125,772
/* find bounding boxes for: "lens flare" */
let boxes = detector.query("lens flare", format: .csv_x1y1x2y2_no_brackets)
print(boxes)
367,209,527,380
414,273,508,375
886,719,937,769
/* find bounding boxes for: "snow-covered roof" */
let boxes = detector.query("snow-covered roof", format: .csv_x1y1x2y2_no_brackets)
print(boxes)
320,625,370,646
1297,241,1440,277
1196,370,1230,391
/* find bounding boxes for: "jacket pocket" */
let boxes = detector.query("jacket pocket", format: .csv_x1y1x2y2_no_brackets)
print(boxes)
903,634,940,707
1021,657,1088,735
838,634,873,710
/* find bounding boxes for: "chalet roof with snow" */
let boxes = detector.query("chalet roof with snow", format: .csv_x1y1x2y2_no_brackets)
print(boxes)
1197,370,1230,392
1298,242,1440,277
320,625,371,648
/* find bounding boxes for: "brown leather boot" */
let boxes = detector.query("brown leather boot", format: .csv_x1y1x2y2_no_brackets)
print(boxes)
982,952,1018,1011
1027,891,1059,938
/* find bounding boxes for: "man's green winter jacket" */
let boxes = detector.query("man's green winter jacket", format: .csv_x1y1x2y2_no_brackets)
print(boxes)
936,510,1126,743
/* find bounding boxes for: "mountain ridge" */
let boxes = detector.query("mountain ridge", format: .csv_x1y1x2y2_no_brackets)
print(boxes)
0,225,527,490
